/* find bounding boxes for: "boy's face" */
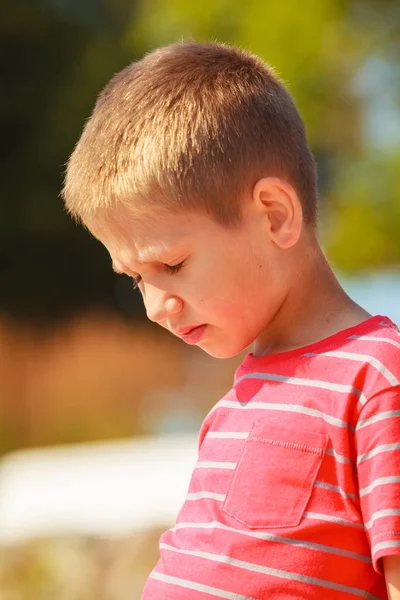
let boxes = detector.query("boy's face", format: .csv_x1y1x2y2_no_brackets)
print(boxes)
87,198,293,359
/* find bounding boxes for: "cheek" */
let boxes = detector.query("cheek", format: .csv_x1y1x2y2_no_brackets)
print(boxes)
185,256,259,316
201,290,249,323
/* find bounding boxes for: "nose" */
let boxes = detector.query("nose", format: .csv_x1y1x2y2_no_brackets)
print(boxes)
143,283,183,324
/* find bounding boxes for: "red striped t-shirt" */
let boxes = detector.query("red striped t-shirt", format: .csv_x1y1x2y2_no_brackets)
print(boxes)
141,315,400,599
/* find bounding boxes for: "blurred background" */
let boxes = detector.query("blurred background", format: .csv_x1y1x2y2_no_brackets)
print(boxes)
0,0,400,597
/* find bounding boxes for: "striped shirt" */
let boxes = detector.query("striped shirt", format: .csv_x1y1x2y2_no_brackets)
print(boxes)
141,315,400,599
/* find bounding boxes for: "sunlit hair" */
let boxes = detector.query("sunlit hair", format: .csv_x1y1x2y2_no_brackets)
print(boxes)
62,41,318,227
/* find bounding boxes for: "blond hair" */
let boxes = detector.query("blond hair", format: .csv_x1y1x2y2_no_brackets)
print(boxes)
62,41,318,226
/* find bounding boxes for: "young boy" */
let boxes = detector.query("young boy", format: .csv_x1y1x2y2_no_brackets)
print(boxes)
62,42,400,599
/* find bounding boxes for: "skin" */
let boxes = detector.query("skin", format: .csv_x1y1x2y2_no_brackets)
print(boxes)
86,177,400,589
384,556,400,599
86,177,369,359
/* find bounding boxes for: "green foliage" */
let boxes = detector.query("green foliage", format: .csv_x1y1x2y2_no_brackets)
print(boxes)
325,152,400,272
127,0,400,272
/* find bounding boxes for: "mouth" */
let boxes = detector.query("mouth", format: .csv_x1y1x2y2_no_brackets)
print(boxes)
175,324,207,345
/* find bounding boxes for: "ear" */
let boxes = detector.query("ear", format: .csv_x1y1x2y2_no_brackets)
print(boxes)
252,177,303,249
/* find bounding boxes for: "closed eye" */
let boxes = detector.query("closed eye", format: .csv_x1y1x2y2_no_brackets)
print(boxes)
131,261,185,290
163,261,185,275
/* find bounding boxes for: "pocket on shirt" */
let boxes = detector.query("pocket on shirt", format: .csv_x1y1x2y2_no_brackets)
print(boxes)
222,421,328,529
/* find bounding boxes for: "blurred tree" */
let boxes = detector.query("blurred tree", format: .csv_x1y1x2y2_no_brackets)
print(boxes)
127,0,400,269
0,0,146,324
325,152,400,272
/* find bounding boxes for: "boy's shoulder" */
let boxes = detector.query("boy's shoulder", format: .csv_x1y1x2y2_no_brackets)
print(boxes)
339,315,399,372
302,314,400,404
237,315,399,371
198,316,398,447
233,314,399,402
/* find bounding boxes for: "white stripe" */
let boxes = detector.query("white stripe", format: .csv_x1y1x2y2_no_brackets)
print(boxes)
304,512,364,528
365,509,400,529
150,571,256,600
358,443,400,464
373,539,400,554
356,410,400,431
214,399,350,429
349,334,400,350
360,476,400,497
160,543,378,598
306,350,399,387
314,480,356,500
326,448,352,464
379,321,396,329
186,491,226,501
207,431,249,439
196,461,236,470
235,371,366,403
172,521,371,563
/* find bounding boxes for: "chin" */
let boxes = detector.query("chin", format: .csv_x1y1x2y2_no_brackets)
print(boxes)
198,339,250,360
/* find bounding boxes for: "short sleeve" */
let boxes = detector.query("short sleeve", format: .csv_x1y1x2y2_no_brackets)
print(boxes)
355,384,400,574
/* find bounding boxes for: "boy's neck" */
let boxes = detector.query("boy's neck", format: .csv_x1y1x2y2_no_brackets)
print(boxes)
252,245,371,358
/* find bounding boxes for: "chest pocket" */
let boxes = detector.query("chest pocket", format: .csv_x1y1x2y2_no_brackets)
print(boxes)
222,421,328,529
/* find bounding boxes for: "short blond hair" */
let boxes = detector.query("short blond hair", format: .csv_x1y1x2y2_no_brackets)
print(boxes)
62,41,318,226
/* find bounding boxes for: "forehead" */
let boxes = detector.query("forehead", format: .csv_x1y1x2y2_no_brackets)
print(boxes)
86,205,210,267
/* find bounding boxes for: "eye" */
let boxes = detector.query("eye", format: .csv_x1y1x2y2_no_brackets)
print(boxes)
131,261,185,289
163,261,185,275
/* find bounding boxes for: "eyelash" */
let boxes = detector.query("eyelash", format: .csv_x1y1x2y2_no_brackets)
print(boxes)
131,261,185,290
132,276,142,290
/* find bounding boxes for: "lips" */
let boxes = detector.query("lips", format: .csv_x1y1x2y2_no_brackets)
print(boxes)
176,324,207,345
177,325,202,336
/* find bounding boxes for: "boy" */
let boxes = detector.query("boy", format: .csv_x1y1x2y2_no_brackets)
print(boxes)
62,42,400,599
